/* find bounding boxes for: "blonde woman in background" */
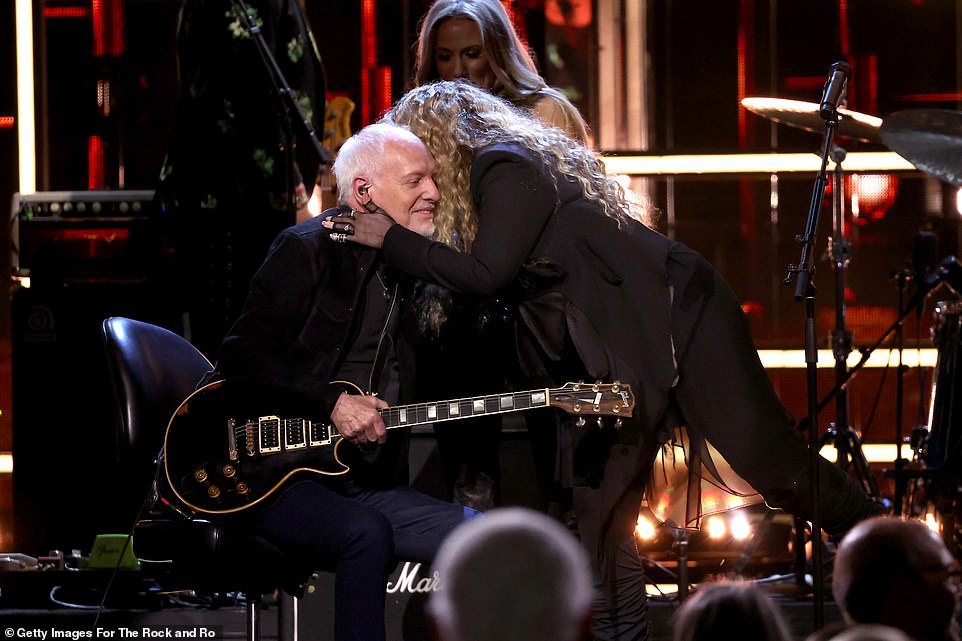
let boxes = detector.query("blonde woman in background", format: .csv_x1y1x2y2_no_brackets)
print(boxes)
415,0,589,142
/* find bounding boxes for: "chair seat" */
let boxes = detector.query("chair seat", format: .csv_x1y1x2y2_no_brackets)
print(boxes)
134,518,313,598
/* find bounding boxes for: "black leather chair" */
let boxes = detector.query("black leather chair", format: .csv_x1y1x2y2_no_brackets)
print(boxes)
102,316,312,641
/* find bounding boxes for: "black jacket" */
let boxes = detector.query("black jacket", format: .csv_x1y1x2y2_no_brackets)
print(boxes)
215,214,416,485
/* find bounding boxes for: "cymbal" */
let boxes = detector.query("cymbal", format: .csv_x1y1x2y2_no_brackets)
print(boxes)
742,97,883,143
881,109,962,187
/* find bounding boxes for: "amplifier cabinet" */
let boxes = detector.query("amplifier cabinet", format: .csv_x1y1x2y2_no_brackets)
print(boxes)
10,190,160,283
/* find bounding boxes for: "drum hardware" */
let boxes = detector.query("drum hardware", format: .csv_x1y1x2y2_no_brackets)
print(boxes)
906,298,962,550
881,109,962,187
741,97,883,143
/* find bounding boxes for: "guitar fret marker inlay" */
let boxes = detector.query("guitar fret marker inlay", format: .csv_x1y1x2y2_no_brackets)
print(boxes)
428,405,437,420
500,395,513,409
473,400,485,413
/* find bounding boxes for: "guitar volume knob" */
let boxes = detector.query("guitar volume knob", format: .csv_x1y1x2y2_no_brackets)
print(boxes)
222,464,236,478
193,469,208,483
207,485,221,499
236,482,250,495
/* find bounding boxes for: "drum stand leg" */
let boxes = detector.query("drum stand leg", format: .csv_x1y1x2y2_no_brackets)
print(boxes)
823,423,881,500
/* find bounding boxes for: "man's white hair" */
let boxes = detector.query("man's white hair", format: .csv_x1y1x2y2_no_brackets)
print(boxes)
331,122,423,203
427,507,594,641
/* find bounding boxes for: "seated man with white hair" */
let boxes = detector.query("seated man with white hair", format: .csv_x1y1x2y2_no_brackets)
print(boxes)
427,507,593,641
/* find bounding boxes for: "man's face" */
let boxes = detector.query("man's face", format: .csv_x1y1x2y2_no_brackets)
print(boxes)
368,137,439,237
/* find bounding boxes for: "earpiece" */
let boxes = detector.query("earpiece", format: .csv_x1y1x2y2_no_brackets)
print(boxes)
358,185,368,195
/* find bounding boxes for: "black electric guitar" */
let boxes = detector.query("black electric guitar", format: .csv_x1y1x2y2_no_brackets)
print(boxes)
162,379,635,517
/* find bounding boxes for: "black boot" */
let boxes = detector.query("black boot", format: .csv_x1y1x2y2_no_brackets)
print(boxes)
764,456,886,539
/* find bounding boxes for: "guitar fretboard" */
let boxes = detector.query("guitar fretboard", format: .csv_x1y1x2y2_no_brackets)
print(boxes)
379,389,549,428
227,382,631,459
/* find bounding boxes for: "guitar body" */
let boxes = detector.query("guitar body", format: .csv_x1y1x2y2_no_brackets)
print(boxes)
162,379,635,519
163,380,349,517
319,95,355,210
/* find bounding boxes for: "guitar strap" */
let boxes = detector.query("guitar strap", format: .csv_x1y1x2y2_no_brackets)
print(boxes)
368,275,401,398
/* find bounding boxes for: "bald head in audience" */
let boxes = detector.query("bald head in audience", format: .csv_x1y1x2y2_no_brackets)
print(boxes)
427,507,593,641
832,516,960,641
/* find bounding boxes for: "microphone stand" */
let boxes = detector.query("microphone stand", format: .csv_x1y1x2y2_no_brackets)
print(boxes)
784,107,839,631
229,0,329,207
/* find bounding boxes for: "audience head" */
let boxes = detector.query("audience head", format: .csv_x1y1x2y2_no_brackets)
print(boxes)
832,516,960,641
830,624,915,641
670,580,793,641
427,507,594,641
332,122,439,236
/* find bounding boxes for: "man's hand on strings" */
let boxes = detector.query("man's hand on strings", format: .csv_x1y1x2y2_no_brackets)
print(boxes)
331,392,389,445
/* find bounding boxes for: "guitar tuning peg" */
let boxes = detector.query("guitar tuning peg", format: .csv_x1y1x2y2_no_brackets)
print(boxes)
611,381,621,392
614,418,623,429
592,381,601,392
596,417,603,428
576,416,586,428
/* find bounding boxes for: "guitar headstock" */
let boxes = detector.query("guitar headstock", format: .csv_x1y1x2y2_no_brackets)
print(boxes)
549,381,635,420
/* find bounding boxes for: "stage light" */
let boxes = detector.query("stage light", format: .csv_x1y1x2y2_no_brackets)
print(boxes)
636,514,658,541
16,0,36,194
848,173,899,225
706,516,727,539
730,512,752,541
757,348,937,369
601,152,912,176
924,512,940,534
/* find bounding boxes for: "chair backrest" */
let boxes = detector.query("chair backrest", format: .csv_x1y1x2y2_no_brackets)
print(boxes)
103,317,314,598
102,316,213,469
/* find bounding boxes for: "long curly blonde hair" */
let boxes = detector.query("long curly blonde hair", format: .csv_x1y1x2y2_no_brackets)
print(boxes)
383,80,650,252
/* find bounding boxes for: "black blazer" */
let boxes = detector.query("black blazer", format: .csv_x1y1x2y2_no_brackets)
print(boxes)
214,215,417,484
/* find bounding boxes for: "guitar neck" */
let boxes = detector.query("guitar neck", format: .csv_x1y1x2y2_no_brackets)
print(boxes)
238,382,631,457
379,389,550,430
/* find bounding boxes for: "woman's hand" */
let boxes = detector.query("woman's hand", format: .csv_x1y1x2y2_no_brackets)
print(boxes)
323,208,396,249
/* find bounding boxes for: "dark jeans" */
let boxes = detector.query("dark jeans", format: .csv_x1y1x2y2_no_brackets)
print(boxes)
254,480,476,641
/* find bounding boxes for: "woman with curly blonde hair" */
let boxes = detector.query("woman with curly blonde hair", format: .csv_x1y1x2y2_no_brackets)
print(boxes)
414,0,588,143
412,2,589,514
329,80,883,641
389,80,632,256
